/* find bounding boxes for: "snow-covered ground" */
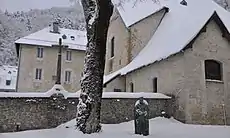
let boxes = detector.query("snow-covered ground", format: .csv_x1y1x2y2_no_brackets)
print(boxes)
1,117,230,138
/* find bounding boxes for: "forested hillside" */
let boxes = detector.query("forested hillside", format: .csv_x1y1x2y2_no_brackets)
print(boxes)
0,3,84,66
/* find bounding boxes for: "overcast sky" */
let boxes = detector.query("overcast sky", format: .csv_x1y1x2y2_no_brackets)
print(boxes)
0,0,72,12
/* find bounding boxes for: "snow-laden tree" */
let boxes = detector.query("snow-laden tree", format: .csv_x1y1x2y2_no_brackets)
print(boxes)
215,0,230,10
76,0,113,134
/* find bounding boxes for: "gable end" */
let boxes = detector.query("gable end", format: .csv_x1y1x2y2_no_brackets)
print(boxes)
182,11,230,51
128,7,169,28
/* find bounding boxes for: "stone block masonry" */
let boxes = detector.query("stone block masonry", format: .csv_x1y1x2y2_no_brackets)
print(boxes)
0,86,172,133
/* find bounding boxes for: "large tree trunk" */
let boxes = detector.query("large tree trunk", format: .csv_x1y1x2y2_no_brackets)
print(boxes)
76,0,113,134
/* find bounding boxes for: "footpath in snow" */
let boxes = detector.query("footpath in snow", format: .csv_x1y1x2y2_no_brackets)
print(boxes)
1,117,230,138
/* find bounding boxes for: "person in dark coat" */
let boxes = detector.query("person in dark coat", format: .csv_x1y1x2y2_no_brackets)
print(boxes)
134,97,149,136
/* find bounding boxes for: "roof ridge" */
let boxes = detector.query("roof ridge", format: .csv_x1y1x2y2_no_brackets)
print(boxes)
19,37,86,47
114,0,166,27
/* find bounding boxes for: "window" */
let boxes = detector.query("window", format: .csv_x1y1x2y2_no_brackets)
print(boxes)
70,36,75,40
66,50,72,61
130,82,134,92
119,59,121,65
108,59,113,72
153,77,158,93
65,71,71,83
205,60,222,81
111,37,115,58
114,88,122,92
37,47,43,58
35,68,42,80
52,75,57,81
6,80,11,86
62,34,67,39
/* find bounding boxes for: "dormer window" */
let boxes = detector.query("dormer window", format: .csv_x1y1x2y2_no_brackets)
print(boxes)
71,36,75,40
62,34,67,39
180,0,187,6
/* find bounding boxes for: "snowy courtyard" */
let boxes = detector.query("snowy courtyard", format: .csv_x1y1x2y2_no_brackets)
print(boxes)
1,0,230,137
1,117,230,138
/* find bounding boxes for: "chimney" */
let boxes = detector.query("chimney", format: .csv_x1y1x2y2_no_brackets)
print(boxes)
52,22,59,34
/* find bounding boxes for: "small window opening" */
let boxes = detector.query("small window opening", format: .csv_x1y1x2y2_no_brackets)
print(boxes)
111,37,115,58
180,0,187,6
108,59,113,72
6,80,11,86
55,88,61,91
65,71,71,83
52,75,57,81
114,88,122,92
205,60,222,81
71,36,75,40
16,123,21,132
62,34,67,39
130,82,134,92
153,77,158,93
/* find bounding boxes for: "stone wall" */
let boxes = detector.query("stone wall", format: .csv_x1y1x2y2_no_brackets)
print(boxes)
126,52,186,123
105,8,167,74
0,95,171,133
183,19,230,125
124,19,230,125
105,8,130,74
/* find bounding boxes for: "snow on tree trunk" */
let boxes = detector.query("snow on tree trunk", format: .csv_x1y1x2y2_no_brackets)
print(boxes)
76,0,113,134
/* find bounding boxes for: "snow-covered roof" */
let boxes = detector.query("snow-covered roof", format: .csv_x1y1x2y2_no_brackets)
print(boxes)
112,0,166,27
0,65,18,91
68,92,171,99
15,27,87,51
104,0,230,82
103,69,121,84
0,85,69,98
0,90,170,99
